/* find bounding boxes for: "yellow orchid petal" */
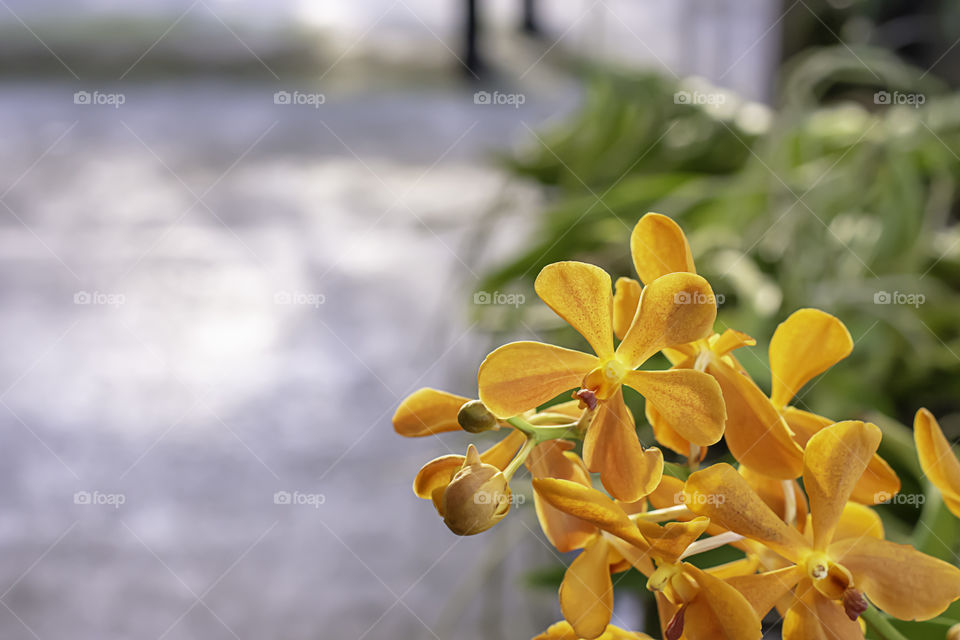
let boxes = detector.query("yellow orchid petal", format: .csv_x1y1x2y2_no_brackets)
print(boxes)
648,475,687,510
583,389,664,502
532,478,650,550
706,359,804,479
413,455,463,501
605,534,656,577
560,535,614,640
726,566,803,619
768,309,853,408
625,369,725,447
481,429,528,469
915,408,960,518
782,406,901,505
829,535,960,620
710,329,756,357
635,517,710,565
534,620,653,640
706,556,761,580
682,564,762,640
617,273,718,368
478,341,598,418
684,463,809,562
645,402,694,457
833,501,884,541
782,579,863,640
803,421,881,550
544,399,586,420
630,212,696,285
739,466,809,525
613,277,643,341
527,440,598,553
536,261,615,358
392,387,471,437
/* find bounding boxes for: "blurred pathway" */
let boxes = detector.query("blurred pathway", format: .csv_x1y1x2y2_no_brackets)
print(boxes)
0,80,582,639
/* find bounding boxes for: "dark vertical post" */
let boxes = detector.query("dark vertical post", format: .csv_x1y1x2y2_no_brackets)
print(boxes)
465,0,482,76
521,0,540,35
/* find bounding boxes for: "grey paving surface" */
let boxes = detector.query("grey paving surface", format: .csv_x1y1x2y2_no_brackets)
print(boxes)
0,79,590,639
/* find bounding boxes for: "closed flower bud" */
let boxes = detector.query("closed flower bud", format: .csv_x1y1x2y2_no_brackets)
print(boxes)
457,400,499,433
442,444,511,535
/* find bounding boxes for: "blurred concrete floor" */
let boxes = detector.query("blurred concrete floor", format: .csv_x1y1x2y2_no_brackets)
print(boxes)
0,79,597,639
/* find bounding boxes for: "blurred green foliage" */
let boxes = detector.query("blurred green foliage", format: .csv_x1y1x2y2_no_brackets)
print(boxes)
483,46,960,431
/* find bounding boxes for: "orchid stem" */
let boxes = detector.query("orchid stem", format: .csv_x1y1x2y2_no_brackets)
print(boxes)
631,505,693,523
861,606,909,640
506,416,583,442
502,435,538,481
679,531,744,559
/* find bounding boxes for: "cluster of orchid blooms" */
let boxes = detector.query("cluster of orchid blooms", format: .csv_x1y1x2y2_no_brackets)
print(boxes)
392,213,960,640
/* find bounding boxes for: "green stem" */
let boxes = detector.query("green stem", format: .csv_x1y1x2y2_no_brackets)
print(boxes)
861,606,909,640
502,435,538,480
506,416,583,442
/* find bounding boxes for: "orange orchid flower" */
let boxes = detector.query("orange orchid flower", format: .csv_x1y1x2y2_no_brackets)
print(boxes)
684,420,960,639
478,260,726,501
533,620,653,640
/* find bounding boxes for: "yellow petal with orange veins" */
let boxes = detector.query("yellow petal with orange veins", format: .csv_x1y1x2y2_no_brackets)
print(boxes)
803,421,881,550
634,517,710,565
613,277,643,341
739,466,809,525
782,406,900,506
527,440,597,553
829,536,960,620
782,579,863,640
682,564,762,640
706,360,803,479
648,475,687,510
710,329,756,357
915,408,960,518
833,501,884,541
616,273,717,368
768,309,853,408
684,463,809,562
625,369,725,447
560,535,614,639
532,478,650,550
630,212,696,285
534,620,654,640
478,341,598,418
536,261,616,358
583,389,664,502
605,534,656,577
393,387,471,437
413,455,463,500
543,399,584,420
706,556,761,580
726,566,804,620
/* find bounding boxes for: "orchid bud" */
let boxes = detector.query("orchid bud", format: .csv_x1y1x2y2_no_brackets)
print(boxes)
457,400,499,434
442,444,511,535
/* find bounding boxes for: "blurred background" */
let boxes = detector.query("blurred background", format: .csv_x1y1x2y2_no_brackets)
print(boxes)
2,1,959,638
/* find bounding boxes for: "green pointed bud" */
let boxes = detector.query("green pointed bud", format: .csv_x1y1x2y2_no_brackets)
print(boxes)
457,400,499,434
442,444,511,535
